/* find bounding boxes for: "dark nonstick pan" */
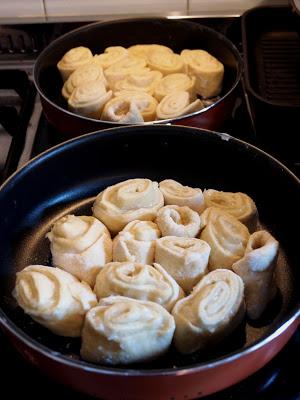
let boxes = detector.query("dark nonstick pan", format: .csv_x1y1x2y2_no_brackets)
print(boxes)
0,125,299,399
33,18,242,137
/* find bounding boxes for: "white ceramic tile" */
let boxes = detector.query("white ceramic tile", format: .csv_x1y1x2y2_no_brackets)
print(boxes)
189,0,288,16
0,0,45,18
44,0,187,18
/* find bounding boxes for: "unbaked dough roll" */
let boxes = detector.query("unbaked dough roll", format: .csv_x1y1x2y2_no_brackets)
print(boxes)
232,230,279,319
148,51,184,76
159,179,205,213
80,296,175,364
47,215,112,287
156,91,203,120
94,46,128,69
172,269,245,354
93,178,164,234
128,44,173,62
156,205,201,238
199,207,250,270
57,46,93,82
68,80,112,119
114,70,162,96
155,236,211,292
13,265,97,337
112,91,158,122
181,49,224,98
204,189,258,232
154,73,196,102
104,56,147,87
101,96,144,123
94,262,183,311
62,61,107,100
113,220,161,264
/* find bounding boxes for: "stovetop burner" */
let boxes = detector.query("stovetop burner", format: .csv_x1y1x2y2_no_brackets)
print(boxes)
0,15,299,400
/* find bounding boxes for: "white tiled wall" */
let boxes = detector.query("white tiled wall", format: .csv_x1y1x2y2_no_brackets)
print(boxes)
44,0,187,20
0,0,289,23
189,0,288,16
0,0,45,20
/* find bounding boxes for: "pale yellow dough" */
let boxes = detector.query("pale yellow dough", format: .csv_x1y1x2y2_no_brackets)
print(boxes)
159,179,205,213
92,178,164,234
80,296,175,364
113,220,161,264
199,207,250,270
232,230,279,319
57,46,93,82
181,49,224,98
94,261,184,311
13,265,97,337
47,215,112,287
155,236,211,292
172,269,245,354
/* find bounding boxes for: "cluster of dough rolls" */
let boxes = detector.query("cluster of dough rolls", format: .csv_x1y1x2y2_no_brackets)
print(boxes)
14,178,279,364
57,44,224,123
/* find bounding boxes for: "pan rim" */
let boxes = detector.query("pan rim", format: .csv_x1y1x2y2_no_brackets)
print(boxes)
0,124,299,375
33,17,243,126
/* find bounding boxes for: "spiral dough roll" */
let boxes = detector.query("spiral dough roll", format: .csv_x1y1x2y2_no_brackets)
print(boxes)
68,80,112,119
204,189,258,232
155,236,211,293
93,178,164,234
94,261,183,311
232,230,279,319
172,269,245,353
159,179,205,213
156,91,203,120
80,296,175,364
57,46,93,82
47,215,112,287
199,207,250,270
113,220,161,264
13,265,97,337
156,205,201,238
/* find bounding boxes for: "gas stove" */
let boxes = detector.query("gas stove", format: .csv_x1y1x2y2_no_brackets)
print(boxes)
0,15,299,400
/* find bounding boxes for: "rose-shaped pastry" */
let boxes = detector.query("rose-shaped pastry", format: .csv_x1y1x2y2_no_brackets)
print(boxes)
181,49,224,98
13,265,97,336
94,262,183,311
199,207,250,270
93,178,164,234
101,96,144,123
80,296,175,364
159,179,205,213
155,236,210,292
62,61,107,100
156,91,203,120
94,46,128,70
104,56,147,88
156,205,201,238
232,230,279,319
68,80,112,119
113,220,161,264
172,269,245,354
203,189,258,232
57,46,93,82
46,215,112,287
114,70,162,96
154,73,196,102
147,51,184,76
128,44,173,61
111,91,158,122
